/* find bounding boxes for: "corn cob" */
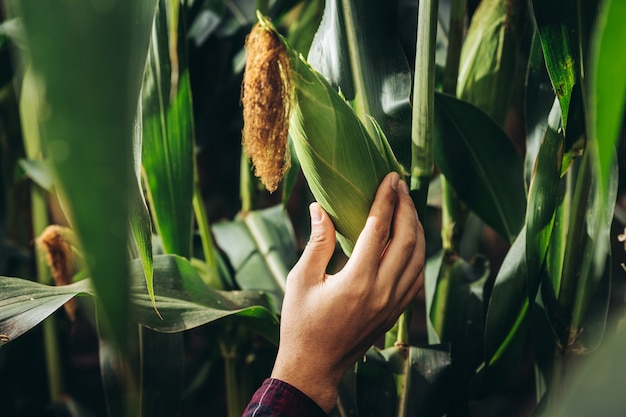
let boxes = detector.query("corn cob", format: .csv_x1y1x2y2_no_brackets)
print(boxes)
242,14,406,255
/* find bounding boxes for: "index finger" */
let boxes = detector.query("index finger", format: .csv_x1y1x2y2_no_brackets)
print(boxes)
345,172,400,272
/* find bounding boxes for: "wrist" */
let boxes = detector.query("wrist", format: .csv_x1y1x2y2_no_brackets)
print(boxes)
271,350,340,413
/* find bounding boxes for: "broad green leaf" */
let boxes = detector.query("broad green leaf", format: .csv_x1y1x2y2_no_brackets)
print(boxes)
350,345,451,417
130,100,156,314
566,155,617,352
0,255,279,347
429,254,488,378
0,277,91,345
483,226,527,369
532,0,595,162
524,31,557,189
457,0,527,127
354,347,397,417
525,101,564,303
307,0,413,168
379,345,451,416
588,0,626,207
433,93,526,243
531,0,578,131
307,0,353,98
142,0,194,258
212,205,296,311
17,0,158,348
129,256,279,344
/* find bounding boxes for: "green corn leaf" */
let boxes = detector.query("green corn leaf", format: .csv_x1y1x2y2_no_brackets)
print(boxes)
531,0,595,159
457,0,527,127
483,226,527,371
16,0,158,349
354,348,397,417
524,31,557,189
347,345,451,417
130,100,156,314
142,0,195,258
0,277,91,345
531,0,578,131
567,155,617,352
212,205,296,312
129,255,278,344
433,92,526,243
429,254,488,379
525,101,564,303
0,255,279,347
307,0,413,168
588,0,626,209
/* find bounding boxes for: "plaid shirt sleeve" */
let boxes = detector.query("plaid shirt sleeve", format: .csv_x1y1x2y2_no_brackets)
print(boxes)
242,378,328,417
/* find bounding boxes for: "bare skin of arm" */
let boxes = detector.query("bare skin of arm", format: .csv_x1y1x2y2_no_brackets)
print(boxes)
271,172,426,413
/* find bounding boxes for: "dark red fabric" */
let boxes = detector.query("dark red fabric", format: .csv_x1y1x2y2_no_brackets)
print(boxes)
242,378,328,417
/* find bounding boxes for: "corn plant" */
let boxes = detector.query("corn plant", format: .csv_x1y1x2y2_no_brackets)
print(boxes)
0,0,625,416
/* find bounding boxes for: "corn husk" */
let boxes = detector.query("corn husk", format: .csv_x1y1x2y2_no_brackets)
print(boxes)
456,0,526,127
242,14,406,255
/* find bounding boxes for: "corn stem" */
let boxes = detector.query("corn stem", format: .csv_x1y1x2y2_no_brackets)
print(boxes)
193,162,226,289
32,186,64,402
240,151,254,213
411,0,439,210
441,0,468,253
404,0,439,347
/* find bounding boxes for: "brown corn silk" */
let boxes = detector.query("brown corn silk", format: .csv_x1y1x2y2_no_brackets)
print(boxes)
36,225,77,321
241,22,291,193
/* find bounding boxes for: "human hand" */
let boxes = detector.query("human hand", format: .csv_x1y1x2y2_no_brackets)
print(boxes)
270,172,425,413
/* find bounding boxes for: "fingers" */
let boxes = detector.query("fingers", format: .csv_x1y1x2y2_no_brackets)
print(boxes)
378,179,425,296
290,203,336,285
347,172,400,271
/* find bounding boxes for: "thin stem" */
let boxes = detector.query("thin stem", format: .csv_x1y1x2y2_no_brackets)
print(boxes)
440,0,468,254
240,151,253,213
396,308,411,346
221,335,242,417
442,0,467,96
193,163,224,289
32,186,64,402
558,154,591,333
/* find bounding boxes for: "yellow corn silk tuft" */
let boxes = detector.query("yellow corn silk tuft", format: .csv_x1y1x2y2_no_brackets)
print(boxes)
243,15,406,256
241,19,292,193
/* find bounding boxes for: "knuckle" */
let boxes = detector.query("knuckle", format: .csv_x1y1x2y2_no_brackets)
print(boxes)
397,232,417,255
368,217,390,243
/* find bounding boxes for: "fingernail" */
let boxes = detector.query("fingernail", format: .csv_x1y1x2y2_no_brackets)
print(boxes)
309,203,323,224
390,172,399,191
399,179,409,195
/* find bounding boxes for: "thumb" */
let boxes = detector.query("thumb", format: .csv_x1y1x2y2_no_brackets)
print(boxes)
293,203,336,281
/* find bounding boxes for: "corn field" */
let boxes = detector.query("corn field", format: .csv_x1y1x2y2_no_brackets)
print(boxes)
0,0,625,416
